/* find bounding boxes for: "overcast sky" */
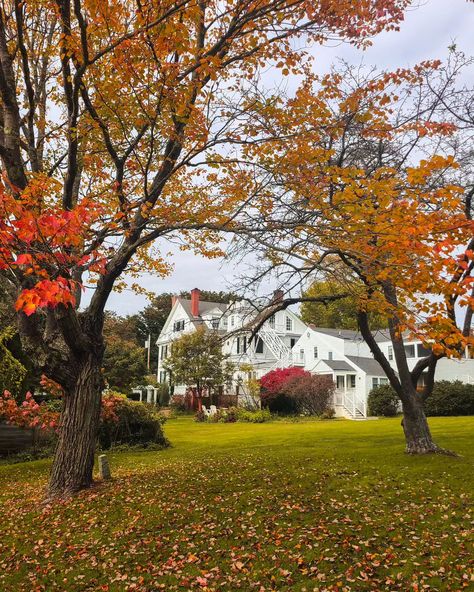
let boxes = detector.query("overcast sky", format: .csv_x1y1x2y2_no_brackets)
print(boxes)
103,0,474,316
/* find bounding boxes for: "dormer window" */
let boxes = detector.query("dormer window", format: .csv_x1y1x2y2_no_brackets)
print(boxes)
173,320,185,332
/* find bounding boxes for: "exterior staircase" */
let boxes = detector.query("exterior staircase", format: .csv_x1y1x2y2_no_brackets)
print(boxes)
338,389,367,419
345,407,365,420
258,324,293,369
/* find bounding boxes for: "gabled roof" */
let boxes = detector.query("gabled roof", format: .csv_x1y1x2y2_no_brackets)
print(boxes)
321,359,354,371
346,356,387,376
179,299,228,319
308,326,391,343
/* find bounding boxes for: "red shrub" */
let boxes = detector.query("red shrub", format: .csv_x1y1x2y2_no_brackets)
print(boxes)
260,367,309,411
285,373,335,416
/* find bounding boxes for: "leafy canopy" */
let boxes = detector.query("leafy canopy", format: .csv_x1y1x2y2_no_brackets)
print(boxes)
300,280,387,330
163,326,233,391
0,0,410,322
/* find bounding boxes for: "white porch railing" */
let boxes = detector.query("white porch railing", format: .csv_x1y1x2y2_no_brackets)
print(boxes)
336,389,366,418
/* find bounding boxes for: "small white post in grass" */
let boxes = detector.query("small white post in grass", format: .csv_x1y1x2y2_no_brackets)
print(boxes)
98,454,111,480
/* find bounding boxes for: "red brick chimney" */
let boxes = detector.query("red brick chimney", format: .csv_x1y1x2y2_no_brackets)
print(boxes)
191,288,200,317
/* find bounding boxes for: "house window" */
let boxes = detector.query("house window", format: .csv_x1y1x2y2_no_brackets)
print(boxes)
231,316,235,327
349,375,356,388
328,351,333,360
159,371,167,383
211,319,219,330
404,344,415,358
388,346,393,361
336,375,345,389
173,320,185,332
417,343,431,358
160,345,168,360
236,337,240,354
290,338,296,348
286,316,293,331
314,346,318,359
372,377,379,389
380,377,389,385
255,338,264,354
269,315,275,327
299,349,305,361
243,336,247,353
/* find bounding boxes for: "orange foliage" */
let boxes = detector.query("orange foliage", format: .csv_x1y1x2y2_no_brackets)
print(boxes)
0,0,409,318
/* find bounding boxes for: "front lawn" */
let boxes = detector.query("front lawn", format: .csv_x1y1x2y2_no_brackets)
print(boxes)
0,417,472,591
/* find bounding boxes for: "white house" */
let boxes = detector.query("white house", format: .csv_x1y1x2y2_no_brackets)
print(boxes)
292,326,474,419
156,289,228,391
156,289,306,404
374,335,474,387
221,296,307,404
155,288,474,415
291,326,391,418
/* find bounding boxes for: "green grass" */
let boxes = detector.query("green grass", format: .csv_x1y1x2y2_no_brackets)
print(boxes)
0,417,473,591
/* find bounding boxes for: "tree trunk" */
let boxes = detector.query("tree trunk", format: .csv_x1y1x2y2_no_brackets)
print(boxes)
401,394,439,454
47,352,104,499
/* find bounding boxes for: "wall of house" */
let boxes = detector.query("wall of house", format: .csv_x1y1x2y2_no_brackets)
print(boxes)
434,357,474,382
293,330,348,371
157,301,194,345
222,304,306,377
156,301,196,383
377,339,474,383
342,339,373,357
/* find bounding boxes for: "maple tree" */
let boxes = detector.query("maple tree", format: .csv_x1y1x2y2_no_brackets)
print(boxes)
0,389,124,432
0,0,410,496
228,59,474,454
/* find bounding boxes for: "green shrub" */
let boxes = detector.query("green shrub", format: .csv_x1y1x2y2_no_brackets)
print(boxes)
207,408,238,423
320,407,336,419
235,407,272,423
368,385,399,417
0,327,27,401
194,407,272,423
170,395,187,412
156,383,170,407
425,381,474,416
194,409,207,422
222,407,238,423
99,393,169,450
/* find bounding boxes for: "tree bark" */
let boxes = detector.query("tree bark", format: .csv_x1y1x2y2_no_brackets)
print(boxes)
357,308,451,455
47,351,104,499
401,393,439,454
